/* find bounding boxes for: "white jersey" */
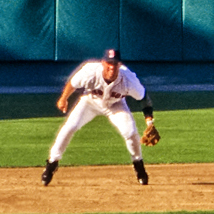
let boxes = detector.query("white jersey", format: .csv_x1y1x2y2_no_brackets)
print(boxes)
70,61,145,108
50,60,145,163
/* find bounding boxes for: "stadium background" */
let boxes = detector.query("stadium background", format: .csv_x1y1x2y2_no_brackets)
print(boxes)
1,1,214,213
0,0,214,118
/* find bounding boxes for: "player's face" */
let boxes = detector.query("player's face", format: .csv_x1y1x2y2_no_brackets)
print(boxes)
102,60,120,84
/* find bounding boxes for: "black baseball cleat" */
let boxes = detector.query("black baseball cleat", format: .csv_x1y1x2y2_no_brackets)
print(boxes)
133,159,148,185
41,160,58,186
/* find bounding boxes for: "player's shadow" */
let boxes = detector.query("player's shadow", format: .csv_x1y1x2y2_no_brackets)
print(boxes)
192,182,214,185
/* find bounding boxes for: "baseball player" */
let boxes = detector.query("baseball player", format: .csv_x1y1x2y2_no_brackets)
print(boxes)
42,49,154,186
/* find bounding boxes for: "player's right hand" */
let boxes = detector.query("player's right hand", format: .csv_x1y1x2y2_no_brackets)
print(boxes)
57,98,68,113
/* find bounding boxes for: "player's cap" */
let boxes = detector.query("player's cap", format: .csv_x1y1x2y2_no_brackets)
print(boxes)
102,49,121,63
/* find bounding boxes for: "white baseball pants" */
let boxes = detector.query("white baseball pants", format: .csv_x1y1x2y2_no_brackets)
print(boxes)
49,96,143,162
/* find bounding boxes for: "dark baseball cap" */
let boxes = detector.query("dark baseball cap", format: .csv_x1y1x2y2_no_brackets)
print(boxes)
102,49,121,63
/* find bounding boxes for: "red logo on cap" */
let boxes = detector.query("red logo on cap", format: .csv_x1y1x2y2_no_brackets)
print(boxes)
109,50,115,58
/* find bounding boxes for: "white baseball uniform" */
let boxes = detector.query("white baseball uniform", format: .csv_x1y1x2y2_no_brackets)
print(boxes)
50,61,146,162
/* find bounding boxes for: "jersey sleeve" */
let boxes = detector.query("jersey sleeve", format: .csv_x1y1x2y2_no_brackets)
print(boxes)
121,66,145,100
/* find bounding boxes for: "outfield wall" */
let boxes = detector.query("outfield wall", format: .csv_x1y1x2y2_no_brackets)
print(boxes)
0,0,214,95
1,0,214,61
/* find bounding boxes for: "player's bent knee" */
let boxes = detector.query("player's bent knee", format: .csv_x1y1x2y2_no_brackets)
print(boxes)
122,128,138,140
61,123,79,134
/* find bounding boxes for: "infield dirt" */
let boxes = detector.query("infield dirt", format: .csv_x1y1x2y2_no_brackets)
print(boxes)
0,163,214,213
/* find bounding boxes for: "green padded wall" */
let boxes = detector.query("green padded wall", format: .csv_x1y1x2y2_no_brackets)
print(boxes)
0,0,55,60
120,0,182,61
183,0,214,61
56,0,119,61
0,0,213,61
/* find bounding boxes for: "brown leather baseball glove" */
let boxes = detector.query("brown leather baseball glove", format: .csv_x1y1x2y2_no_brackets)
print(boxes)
140,124,160,146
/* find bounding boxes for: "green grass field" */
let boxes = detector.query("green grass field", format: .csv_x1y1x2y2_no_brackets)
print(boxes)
1,92,214,214
1,108,214,167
